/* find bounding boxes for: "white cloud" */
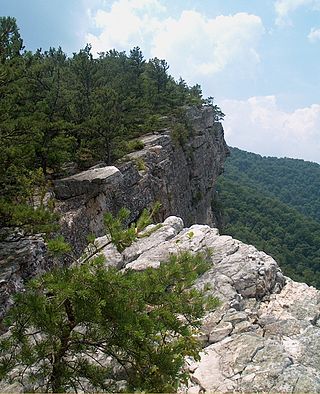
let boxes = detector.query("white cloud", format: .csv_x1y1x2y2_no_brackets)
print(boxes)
308,27,320,41
86,0,165,51
85,1,264,82
275,0,320,26
150,12,264,80
221,96,320,163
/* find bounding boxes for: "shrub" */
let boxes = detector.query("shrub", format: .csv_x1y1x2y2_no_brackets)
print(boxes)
0,252,218,392
170,122,189,147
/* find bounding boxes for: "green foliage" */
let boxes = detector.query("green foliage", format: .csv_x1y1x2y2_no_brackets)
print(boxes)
216,147,320,288
171,123,189,147
75,147,95,169
86,232,96,245
104,203,161,252
0,251,218,392
0,17,24,63
0,202,59,235
124,138,144,153
136,201,162,233
187,231,195,239
223,147,320,222
104,207,136,253
203,96,225,121
46,236,72,257
145,113,165,132
0,166,58,234
0,21,223,232
133,157,147,171
138,223,163,238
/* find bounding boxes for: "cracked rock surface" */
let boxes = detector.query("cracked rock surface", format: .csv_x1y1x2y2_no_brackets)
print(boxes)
53,106,229,255
94,216,319,393
0,231,50,319
1,216,319,393
1,106,228,319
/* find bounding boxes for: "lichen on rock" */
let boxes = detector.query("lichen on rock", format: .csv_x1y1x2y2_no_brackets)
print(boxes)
54,106,229,256
91,215,320,394
1,216,320,393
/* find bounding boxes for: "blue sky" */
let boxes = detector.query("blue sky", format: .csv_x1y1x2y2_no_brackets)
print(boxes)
2,0,320,163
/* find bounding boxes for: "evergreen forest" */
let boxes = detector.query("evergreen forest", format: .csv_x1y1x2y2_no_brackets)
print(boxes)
1,14,320,391
0,16,223,233
216,147,320,288
0,17,223,391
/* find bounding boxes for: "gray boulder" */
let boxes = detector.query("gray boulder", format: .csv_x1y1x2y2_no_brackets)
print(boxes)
2,216,319,393
54,166,122,200
53,106,229,255
95,216,319,393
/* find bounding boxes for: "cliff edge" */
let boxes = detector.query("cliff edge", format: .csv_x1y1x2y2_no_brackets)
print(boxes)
0,106,228,318
95,216,320,393
2,105,319,392
3,217,318,392
54,106,229,254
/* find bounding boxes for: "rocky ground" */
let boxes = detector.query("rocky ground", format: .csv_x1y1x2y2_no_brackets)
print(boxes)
53,106,229,255
95,216,320,393
1,216,320,392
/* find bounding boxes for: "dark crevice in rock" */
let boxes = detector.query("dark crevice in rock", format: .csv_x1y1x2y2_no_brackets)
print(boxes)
53,106,229,256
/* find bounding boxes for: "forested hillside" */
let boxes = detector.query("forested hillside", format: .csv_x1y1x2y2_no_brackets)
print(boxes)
0,17,223,233
216,147,320,287
0,18,228,391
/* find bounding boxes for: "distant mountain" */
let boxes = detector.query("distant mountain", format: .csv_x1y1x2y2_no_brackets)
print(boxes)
216,147,320,287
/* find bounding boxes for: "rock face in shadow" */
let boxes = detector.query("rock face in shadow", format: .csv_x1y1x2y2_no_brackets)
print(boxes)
92,216,320,393
0,106,228,320
0,231,48,318
54,106,229,255
1,217,320,393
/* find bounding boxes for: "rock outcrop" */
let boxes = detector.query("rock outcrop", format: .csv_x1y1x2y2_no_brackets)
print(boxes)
2,105,319,392
0,106,228,319
91,216,320,393
2,216,320,392
0,231,49,319
54,106,229,255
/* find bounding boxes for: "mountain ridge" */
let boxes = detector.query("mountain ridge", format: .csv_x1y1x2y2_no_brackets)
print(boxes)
216,147,320,287
223,147,320,222
3,216,320,393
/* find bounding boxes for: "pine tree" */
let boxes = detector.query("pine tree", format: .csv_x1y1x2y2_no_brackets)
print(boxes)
0,251,218,392
0,17,24,63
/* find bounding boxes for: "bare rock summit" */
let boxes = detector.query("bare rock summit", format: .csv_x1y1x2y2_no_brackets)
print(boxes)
94,216,320,393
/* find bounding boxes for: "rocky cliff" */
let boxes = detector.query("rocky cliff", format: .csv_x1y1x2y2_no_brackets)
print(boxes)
2,105,319,392
0,106,228,321
54,106,229,255
94,216,320,393
3,216,319,393
0,232,48,318
0,106,228,319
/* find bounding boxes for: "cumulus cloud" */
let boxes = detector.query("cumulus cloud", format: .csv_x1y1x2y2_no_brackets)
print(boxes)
308,27,320,41
85,1,264,83
275,0,320,26
150,12,264,80
221,96,320,163
86,0,165,52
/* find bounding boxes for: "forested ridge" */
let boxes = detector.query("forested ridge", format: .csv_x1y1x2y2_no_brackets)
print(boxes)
0,17,223,233
1,15,320,392
0,16,223,391
5,15,319,288
216,147,320,287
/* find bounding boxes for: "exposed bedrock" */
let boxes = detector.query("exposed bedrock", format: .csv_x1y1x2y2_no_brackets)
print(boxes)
53,106,229,255
0,106,228,319
94,216,320,393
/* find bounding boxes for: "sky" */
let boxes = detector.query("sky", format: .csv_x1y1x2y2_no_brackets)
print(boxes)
2,0,320,163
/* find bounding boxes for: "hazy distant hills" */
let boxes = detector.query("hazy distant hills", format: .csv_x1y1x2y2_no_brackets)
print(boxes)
216,147,320,287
